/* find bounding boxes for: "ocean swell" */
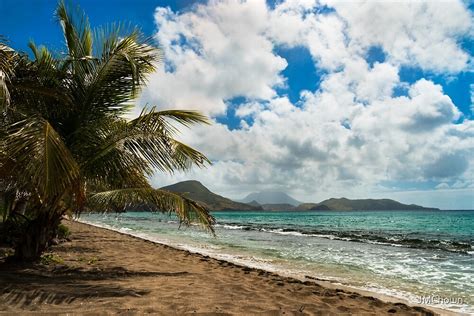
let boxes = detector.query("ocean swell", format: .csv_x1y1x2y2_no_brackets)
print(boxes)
215,222,473,254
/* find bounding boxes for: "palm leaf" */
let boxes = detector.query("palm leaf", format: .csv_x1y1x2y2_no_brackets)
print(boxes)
169,140,210,169
132,107,210,134
0,38,17,109
83,108,210,175
56,0,93,59
88,188,215,233
6,117,80,199
80,27,160,117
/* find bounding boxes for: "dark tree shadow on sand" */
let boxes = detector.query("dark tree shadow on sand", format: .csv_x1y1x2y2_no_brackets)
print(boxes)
0,263,189,309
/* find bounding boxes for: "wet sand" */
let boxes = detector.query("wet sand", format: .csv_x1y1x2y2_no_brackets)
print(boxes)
0,220,439,315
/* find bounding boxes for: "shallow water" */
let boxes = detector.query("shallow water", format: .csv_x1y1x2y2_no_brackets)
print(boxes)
81,210,474,314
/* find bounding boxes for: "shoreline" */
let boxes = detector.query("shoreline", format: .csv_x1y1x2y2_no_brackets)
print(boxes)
77,219,457,316
0,220,455,315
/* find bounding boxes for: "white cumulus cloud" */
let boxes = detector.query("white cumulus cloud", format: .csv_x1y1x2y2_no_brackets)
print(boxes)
142,0,473,207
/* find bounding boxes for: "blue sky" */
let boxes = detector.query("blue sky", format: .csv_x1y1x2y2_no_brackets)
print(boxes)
2,0,473,209
1,0,170,51
3,1,471,118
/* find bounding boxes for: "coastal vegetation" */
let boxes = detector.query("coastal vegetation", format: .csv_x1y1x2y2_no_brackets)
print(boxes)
0,1,214,261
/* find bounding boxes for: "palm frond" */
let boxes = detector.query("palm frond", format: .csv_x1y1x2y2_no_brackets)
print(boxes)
79,27,160,117
132,107,210,134
28,41,55,66
6,117,80,199
9,43,72,118
56,0,93,59
55,0,94,111
0,38,17,109
88,188,215,233
169,140,210,169
82,108,210,175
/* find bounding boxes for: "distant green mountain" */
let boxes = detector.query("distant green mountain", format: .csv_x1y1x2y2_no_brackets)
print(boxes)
160,181,439,212
296,203,331,211
295,198,439,211
247,200,261,207
161,180,262,211
241,191,301,206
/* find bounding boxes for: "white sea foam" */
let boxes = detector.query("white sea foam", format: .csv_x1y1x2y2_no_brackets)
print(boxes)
270,230,305,236
216,224,245,230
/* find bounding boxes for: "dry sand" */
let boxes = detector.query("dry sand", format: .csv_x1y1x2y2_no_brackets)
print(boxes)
0,220,439,315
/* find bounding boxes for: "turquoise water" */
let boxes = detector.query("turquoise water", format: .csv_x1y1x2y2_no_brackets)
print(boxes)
81,210,474,313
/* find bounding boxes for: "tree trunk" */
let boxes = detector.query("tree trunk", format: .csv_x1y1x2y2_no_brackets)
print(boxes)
13,212,62,261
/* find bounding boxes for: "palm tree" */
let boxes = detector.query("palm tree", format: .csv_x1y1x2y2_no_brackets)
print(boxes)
0,1,214,261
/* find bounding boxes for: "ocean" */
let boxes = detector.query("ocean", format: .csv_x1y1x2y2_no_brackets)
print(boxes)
80,210,474,314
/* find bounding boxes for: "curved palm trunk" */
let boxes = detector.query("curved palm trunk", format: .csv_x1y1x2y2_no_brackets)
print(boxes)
13,211,62,261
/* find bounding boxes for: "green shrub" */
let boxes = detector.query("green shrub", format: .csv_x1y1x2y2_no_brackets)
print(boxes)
40,253,64,265
57,224,71,239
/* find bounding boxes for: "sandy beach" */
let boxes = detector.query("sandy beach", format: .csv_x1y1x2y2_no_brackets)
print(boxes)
0,220,439,315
